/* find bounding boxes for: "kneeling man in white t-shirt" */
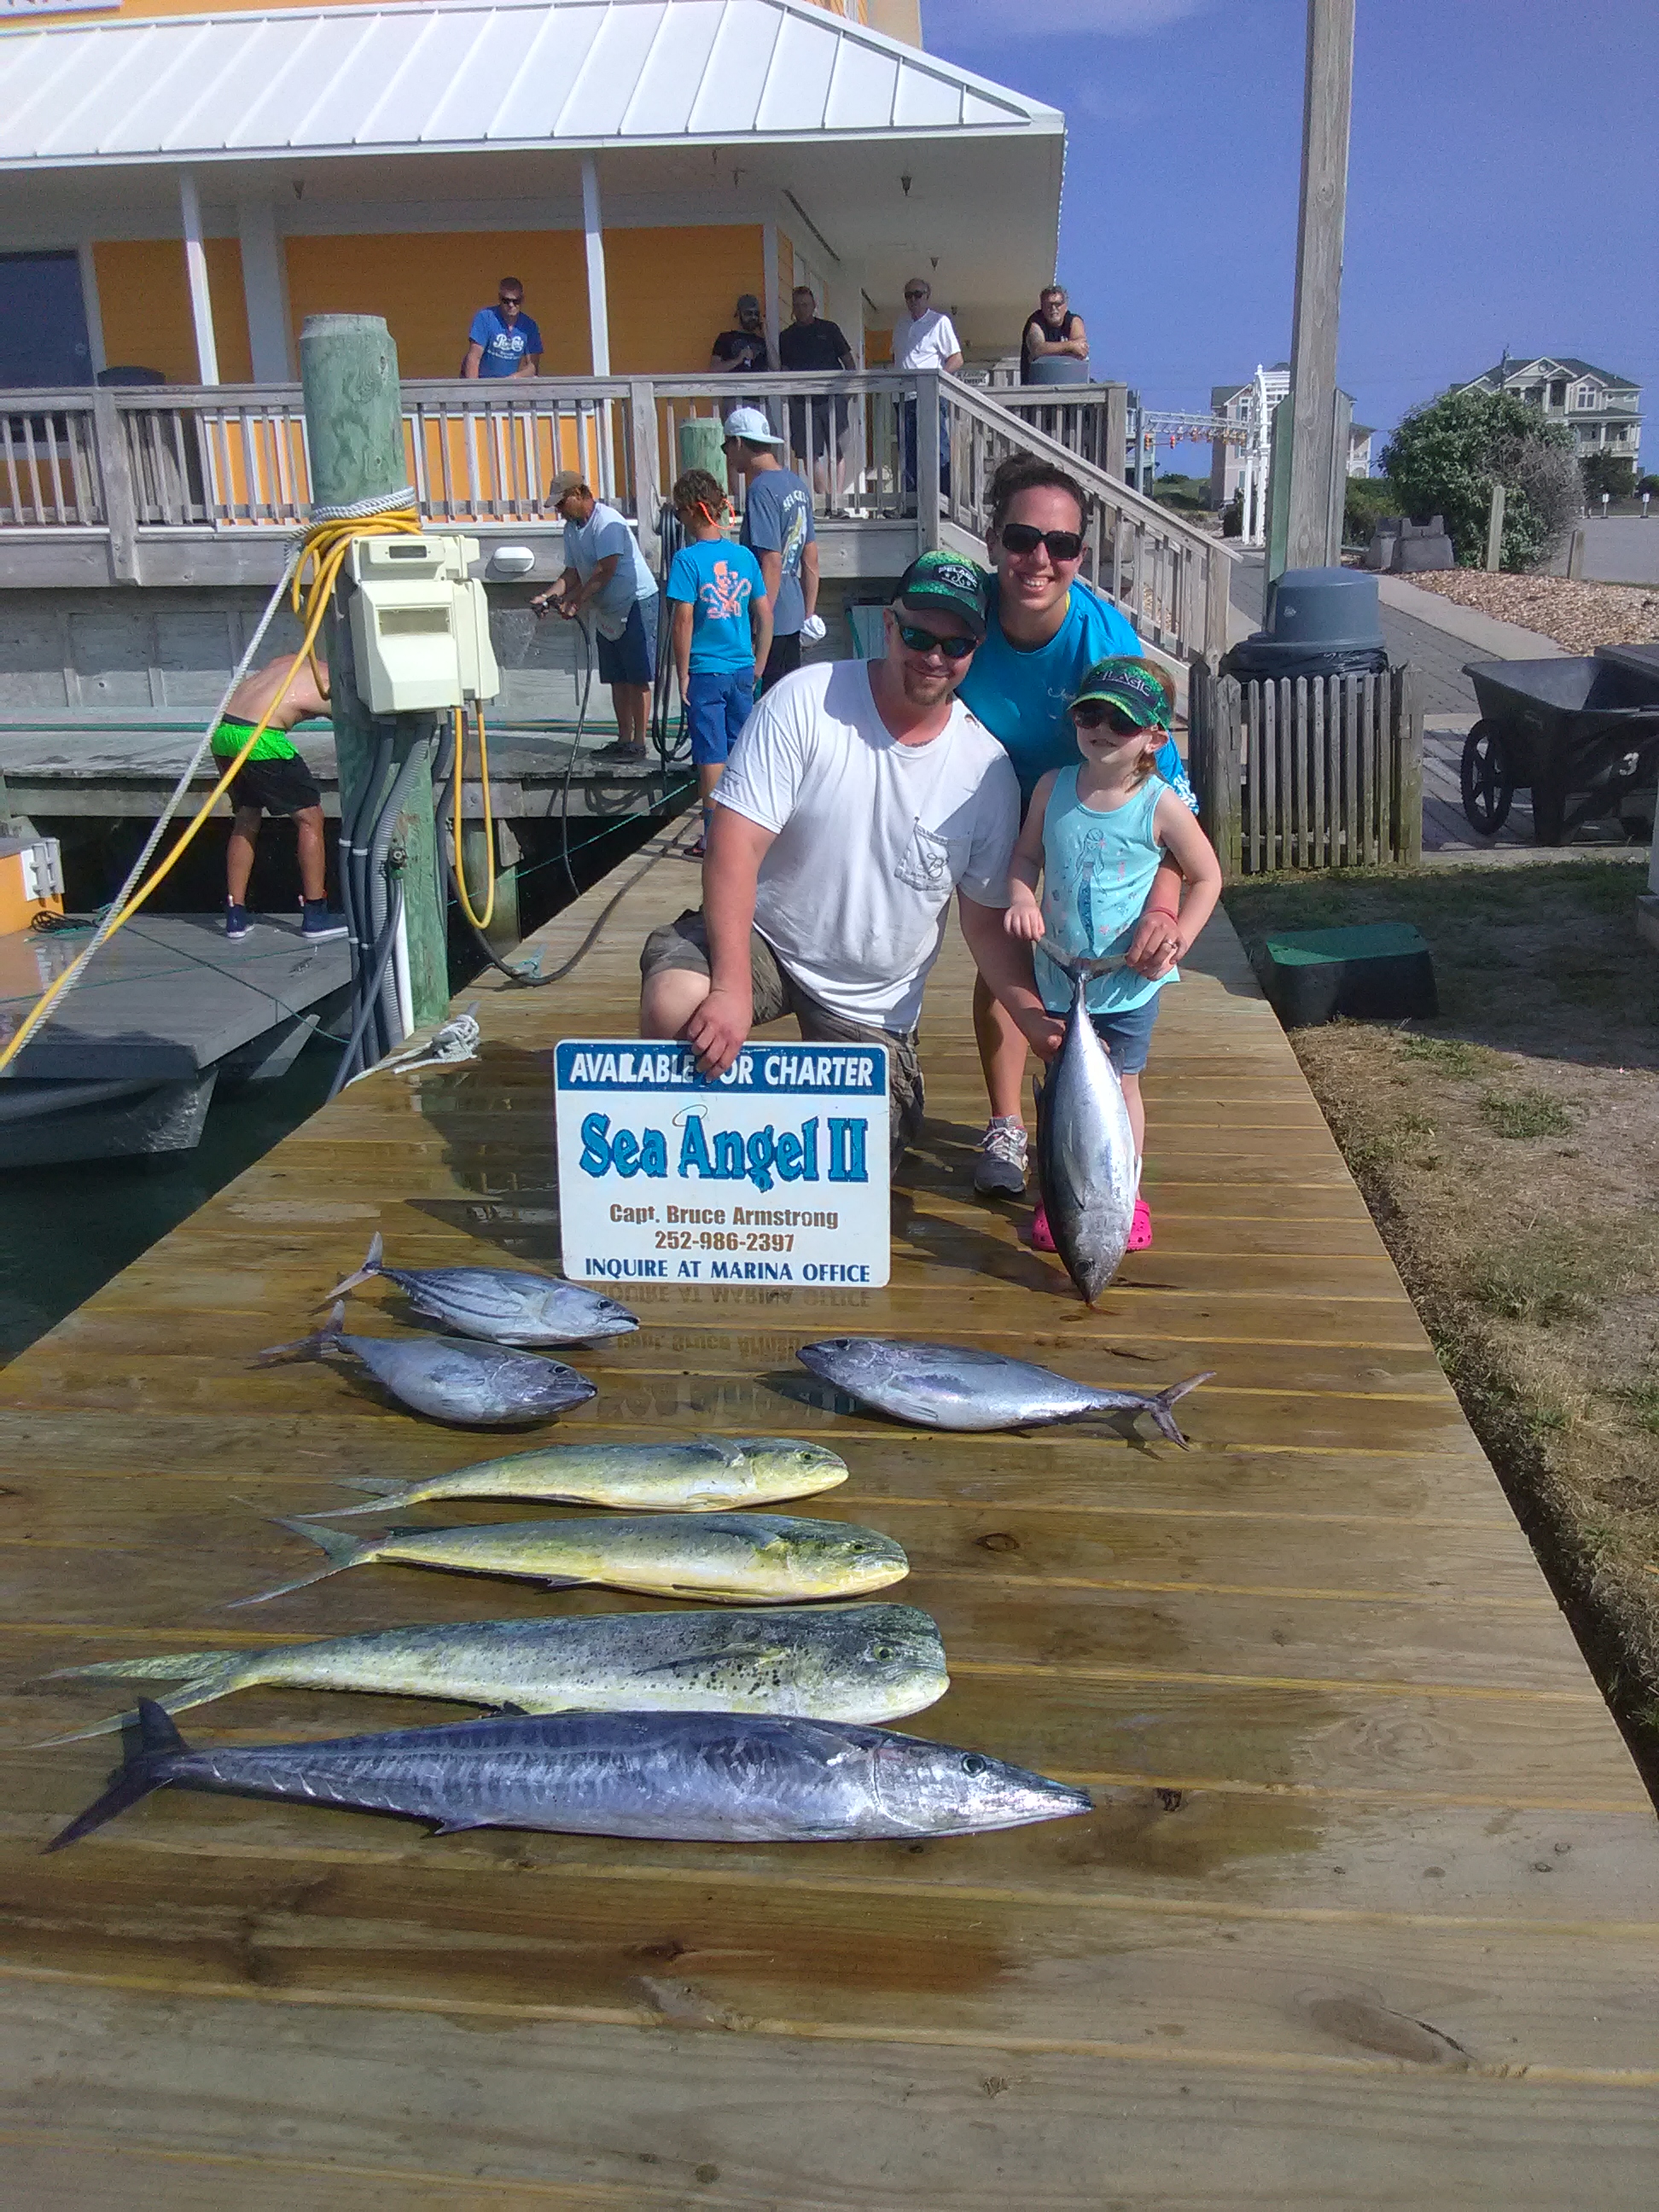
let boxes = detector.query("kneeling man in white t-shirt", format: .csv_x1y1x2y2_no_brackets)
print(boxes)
638,552,1061,1165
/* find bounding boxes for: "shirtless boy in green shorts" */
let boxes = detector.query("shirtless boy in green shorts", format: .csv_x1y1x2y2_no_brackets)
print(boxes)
212,654,346,942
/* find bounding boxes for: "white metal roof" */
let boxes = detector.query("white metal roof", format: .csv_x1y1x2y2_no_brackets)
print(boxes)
0,0,1062,168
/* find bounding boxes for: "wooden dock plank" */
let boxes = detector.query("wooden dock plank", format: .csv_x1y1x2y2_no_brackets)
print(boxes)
3,826,1656,2197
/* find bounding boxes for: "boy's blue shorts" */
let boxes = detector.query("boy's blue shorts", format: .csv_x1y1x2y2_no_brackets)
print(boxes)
687,667,756,765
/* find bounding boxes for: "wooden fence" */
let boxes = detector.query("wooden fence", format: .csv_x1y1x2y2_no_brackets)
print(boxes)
1190,662,1423,874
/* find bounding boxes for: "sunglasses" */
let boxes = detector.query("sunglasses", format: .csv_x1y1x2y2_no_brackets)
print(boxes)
999,522,1085,563
1072,701,1150,736
894,620,978,661
905,288,928,300
499,296,523,308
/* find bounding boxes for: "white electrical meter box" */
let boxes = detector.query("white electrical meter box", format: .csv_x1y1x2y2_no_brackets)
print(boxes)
439,538,501,705
346,534,501,713
348,536,461,714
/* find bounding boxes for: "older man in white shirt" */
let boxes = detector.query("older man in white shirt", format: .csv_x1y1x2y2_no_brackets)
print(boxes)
893,277,963,504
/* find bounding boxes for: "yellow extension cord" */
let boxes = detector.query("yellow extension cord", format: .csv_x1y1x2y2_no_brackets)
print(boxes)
0,504,422,1080
450,701,496,934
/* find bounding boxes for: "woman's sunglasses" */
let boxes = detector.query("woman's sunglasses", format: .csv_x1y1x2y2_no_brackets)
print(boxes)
894,621,978,661
1072,701,1149,736
998,522,1085,563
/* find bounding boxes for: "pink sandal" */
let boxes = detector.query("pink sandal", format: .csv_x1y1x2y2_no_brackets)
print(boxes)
1027,1203,1056,1252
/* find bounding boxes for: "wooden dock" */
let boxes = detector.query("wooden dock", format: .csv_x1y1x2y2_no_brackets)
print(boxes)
3,831,1657,2203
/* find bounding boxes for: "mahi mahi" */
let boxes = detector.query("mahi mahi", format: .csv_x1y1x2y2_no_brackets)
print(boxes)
1037,955,1140,1304
227,1511,910,1608
301,1437,849,1519
797,1338,1212,1443
328,1231,637,1345
47,1699,1091,1849
38,1604,949,1743
259,1302,596,1426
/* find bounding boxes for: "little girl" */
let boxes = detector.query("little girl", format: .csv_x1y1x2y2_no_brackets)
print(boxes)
1004,655,1221,1254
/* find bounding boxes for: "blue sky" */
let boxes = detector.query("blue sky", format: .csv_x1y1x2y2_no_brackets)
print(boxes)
921,0,1658,474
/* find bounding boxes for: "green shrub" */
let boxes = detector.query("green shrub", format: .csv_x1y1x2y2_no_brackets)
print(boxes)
1344,475,1404,545
1381,388,1580,569
1582,452,1636,499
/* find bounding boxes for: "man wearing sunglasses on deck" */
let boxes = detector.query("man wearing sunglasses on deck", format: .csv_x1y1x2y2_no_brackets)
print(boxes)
955,454,1196,1200
462,279,542,378
638,551,1059,1169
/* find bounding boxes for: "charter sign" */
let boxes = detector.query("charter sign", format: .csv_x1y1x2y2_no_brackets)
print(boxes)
555,1039,891,1289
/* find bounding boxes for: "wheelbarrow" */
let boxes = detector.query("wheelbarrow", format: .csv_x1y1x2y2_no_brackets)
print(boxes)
1460,655,1659,845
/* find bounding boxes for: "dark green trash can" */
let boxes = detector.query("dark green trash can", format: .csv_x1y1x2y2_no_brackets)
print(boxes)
1260,921,1438,1027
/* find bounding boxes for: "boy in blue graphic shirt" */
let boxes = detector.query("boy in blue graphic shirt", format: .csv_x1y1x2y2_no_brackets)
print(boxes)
463,278,543,378
665,469,772,858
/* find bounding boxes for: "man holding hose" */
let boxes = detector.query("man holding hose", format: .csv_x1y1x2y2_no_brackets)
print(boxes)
213,653,346,943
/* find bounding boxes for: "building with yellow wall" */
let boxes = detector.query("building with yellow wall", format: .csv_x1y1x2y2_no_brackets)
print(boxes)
0,0,1057,393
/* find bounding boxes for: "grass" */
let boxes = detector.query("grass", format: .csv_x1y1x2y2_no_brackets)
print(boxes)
1398,1035,1503,1079
1226,855,1659,1786
1479,1087,1573,1138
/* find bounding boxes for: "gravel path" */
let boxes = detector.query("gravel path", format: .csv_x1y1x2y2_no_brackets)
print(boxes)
1406,571,1659,653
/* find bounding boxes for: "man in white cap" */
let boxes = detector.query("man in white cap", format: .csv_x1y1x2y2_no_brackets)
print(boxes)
723,406,822,694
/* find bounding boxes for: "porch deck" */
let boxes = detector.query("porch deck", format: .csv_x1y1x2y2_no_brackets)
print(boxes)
3,837,1656,2201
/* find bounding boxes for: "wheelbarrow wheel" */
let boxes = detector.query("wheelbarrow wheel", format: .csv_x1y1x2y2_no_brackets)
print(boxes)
1460,720,1513,835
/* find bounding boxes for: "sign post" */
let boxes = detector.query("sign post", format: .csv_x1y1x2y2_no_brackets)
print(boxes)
555,1040,891,1290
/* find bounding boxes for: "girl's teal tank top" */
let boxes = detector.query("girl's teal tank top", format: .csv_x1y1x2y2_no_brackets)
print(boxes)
1034,766,1175,1016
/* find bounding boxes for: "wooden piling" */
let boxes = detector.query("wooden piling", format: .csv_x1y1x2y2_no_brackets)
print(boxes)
299,312,448,1027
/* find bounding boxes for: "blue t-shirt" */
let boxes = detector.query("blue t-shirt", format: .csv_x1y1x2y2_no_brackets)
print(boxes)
666,539,766,674
469,306,543,377
957,577,1194,811
739,466,814,637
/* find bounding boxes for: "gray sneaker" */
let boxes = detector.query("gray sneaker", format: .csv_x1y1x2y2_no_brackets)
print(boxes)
973,1116,1028,1196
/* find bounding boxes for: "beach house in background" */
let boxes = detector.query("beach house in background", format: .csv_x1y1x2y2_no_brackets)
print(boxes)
1208,364,1371,510
1457,357,1643,472
0,0,1058,392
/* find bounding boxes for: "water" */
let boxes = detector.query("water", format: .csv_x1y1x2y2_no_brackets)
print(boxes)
0,1046,335,1365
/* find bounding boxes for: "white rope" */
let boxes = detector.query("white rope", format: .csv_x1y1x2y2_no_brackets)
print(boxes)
307,486,419,523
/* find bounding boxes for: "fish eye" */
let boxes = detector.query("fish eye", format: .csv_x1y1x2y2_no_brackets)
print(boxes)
869,1644,894,1662
961,1755,987,1777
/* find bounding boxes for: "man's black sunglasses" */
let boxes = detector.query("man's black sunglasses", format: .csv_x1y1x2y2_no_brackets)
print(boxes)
999,522,1085,563
894,620,978,661
1072,701,1148,736
499,294,523,307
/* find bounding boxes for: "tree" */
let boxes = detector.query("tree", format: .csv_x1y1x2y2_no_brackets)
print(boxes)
1381,387,1580,570
1581,451,1636,499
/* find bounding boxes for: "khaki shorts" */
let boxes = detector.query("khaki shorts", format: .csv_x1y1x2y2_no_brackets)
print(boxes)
639,907,923,1168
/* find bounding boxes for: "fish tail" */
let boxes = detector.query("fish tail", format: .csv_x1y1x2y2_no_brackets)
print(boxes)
257,1301,346,1367
32,1671,243,1748
288,1475,411,1521
223,1516,369,1608
43,1650,239,1684
323,1231,385,1304
1146,1371,1216,1449
43,1699,186,1853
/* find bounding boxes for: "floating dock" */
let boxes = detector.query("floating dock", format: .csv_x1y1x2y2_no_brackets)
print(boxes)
3,833,1657,2200
0,911,349,1165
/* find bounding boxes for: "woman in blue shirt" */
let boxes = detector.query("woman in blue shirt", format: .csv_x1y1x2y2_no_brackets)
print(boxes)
956,455,1193,1199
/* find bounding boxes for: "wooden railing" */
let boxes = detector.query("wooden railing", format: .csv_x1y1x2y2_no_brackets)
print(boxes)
932,374,1233,664
0,370,1231,661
